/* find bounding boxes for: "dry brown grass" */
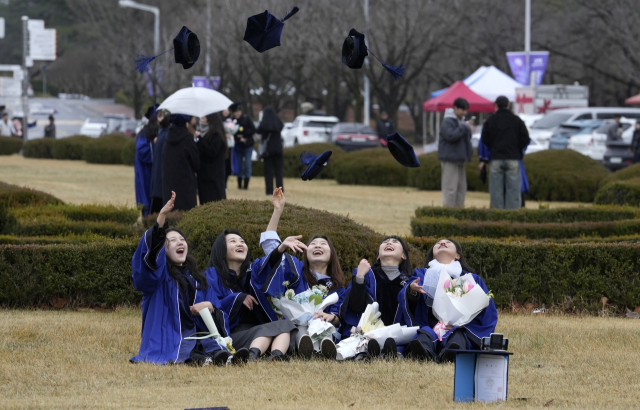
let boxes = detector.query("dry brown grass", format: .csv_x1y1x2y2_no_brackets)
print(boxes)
0,309,638,410
0,155,585,235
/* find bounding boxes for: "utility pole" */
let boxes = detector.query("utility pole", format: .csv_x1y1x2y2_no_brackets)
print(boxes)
205,0,211,79
21,16,28,142
363,0,370,126
525,0,531,84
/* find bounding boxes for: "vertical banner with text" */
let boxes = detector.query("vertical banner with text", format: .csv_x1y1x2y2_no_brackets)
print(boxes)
506,51,549,86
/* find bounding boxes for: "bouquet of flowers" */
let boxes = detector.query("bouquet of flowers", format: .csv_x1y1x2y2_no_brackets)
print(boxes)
335,302,418,360
431,269,492,340
185,308,235,354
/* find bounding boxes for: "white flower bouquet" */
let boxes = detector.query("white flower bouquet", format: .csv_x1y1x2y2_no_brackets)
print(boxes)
185,308,235,353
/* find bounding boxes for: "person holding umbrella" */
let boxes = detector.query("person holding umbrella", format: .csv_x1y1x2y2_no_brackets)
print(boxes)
229,103,256,190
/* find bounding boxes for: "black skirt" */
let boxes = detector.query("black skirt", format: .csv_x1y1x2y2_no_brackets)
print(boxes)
230,319,296,351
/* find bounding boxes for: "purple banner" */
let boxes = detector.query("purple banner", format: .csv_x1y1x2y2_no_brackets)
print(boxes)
145,68,163,97
192,76,221,90
506,51,549,86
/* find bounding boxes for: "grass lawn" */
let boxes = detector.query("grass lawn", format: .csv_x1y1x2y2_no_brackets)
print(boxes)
0,155,586,236
1,309,638,409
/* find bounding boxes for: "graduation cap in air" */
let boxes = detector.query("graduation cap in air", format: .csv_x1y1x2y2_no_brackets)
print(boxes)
144,104,159,120
386,133,420,167
243,7,299,53
341,28,405,81
134,26,200,73
300,150,332,181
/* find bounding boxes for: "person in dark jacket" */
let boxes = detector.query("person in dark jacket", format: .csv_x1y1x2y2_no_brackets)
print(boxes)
162,115,200,211
480,96,530,209
230,103,256,190
150,110,170,215
438,98,474,207
376,111,395,145
196,112,228,204
257,106,284,195
631,122,640,164
135,111,158,216
44,115,56,138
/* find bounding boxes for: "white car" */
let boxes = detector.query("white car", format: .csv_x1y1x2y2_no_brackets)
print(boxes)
281,115,338,147
30,104,57,115
568,117,637,161
79,118,108,138
472,132,544,155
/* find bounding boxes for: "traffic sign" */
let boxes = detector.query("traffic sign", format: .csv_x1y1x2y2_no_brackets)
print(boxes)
0,18,5,39
29,28,56,61
27,19,44,31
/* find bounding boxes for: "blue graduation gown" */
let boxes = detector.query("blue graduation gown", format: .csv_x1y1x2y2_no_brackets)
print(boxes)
396,268,498,349
130,225,229,364
135,132,153,215
478,140,529,193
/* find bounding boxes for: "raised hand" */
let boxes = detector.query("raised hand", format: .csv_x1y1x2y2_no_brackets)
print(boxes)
157,191,175,227
277,235,308,254
272,187,285,211
356,259,371,279
409,278,427,295
243,295,259,310
189,301,213,315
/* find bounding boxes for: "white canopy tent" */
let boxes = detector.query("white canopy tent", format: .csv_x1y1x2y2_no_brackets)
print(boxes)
430,66,522,102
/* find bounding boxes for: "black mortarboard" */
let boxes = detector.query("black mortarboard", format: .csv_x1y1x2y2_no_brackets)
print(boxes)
300,150,332,181
386,133,420,167
229,103,242,112
134,26,200,73
170,114,191,127
341,28,405,81
144,104,159,120
243,7,299,53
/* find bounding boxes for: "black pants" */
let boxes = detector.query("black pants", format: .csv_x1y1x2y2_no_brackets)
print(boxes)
411,328,469,360
150,197,163,215
263,154,283,195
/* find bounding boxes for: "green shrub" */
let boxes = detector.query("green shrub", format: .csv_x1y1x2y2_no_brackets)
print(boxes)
407,237,640,310
121,138,136,166
600,162,640,186
0,234,104,245
83,134,130,164
0,238,140,307
594,177,640,206
252,143,345,179
414,205,639,223
177,199,423,283
8,204,139,225
410,216,640,239
51,135,92,160
407,150,488,192
0,181,63,207
143,211,185,229
0,136,23,156
22,138,54,159
332,148,409,186
523,150,609,202
6,217,137,238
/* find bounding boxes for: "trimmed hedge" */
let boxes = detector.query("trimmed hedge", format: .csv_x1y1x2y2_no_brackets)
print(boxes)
523,150,609,202
23,138,54,159
332,148,409,186
411,216,640,239
252,143,346,179
83,134,130,164
600,162,640,186
8,204,139,224
0,238,139,307
121,138,136,166
0,181,63,208
407,237,640,310
143,211,185,229
51,135,92,160
177,199,423,283
0,234,103,245
594,178,640,206
414,205,640,223
407,151,488,192
0,136,23,155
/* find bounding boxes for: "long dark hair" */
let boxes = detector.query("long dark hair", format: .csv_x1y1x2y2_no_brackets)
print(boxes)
207,229,252,290
301,235,344,292
258,106,283,133
165,228,208,291
143,115,159,142
423,238,475,273
373,235,413,276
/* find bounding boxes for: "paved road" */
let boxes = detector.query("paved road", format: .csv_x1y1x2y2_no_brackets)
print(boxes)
24,97,135,140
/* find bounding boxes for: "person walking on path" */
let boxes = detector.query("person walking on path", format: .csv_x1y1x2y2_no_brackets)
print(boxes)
257,106,284,196
44,116,56,138
480,96,530,209
376,111,395,145
229,103,256,190
150,110,170,215
438,98,474,207
196,112,228,204
162,115,200,211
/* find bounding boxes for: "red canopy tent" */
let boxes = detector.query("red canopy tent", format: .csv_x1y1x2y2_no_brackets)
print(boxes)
625,93,640,105
423,81,495,113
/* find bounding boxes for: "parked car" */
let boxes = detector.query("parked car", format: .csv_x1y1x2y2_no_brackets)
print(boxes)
79,118,108,138
29,104,57,115
529,107,640,148
118,119,140,137
281,115,338,147
603,140,635,171
568,118,636,161
548,120,603,150
330,122,379,151
471,130,544,155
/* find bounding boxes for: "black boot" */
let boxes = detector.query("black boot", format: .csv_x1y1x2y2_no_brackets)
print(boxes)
267,349,288,361
408,339,435,361
231,347,249,365
382,338,398,358
367,339,381,358
211,349,230,366
243,177,250,190
237,177,242,189
248,347,262,362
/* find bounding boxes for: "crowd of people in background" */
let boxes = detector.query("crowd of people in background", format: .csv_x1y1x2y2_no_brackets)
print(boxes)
134,103,285,216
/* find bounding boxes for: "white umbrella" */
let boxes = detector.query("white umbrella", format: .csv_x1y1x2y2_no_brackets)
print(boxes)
157,87,233,118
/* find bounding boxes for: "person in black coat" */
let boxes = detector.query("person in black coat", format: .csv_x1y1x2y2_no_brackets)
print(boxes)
631,122,640,164
162,115,200,211
230,103,256,190
376,111,395,145
150,111,170,214
257,106,284,196
196,112,228,204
